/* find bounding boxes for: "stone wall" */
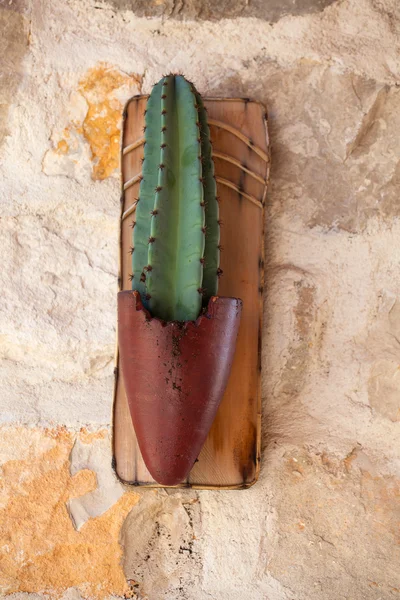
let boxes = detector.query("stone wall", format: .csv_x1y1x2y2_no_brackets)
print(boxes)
1,0,400,598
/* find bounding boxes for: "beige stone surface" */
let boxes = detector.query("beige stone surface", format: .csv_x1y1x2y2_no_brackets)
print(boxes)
1,0,400,598
0,0,30,148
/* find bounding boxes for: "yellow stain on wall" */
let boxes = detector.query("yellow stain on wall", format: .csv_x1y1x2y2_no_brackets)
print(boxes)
56,139,69,154
0,427,139,599
78,64,142,180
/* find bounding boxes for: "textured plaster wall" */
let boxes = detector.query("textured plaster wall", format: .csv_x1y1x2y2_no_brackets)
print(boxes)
1,0,400,598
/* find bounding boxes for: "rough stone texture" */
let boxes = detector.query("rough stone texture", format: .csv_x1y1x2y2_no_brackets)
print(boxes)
0,0,30,147
1,0,400,598
68,433,126,530
0,428,139,598
103,0,337,22
121,490,202,597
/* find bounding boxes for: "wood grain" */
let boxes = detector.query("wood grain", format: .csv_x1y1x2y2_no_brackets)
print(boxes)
112,96,270,489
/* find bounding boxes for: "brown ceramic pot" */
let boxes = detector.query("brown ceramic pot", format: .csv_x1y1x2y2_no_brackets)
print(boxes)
117,290,242,486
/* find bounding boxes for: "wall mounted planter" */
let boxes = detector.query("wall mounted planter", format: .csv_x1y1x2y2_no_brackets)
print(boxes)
112,96,270,489
118,291,242,486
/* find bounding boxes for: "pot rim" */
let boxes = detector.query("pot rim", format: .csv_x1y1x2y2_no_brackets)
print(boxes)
118,289,243,331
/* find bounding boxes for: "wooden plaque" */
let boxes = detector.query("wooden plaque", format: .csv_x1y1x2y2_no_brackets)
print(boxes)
112,96,270,489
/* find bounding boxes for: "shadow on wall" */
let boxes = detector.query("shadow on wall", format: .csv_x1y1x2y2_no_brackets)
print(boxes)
102,0,338,23
0,0,31,149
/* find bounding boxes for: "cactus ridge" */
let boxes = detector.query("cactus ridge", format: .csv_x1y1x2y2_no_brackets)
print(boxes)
194,90,220,303
131,74,219,322
131,79,163,307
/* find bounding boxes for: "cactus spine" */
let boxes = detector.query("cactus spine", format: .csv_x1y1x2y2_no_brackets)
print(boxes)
131,74,220,322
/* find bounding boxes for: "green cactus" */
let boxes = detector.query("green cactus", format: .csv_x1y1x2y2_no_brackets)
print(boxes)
131,74,220,322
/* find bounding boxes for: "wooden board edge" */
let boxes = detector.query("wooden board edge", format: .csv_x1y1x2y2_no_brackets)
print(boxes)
111,464,260,491
110,96,270,490
123,96,269,130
